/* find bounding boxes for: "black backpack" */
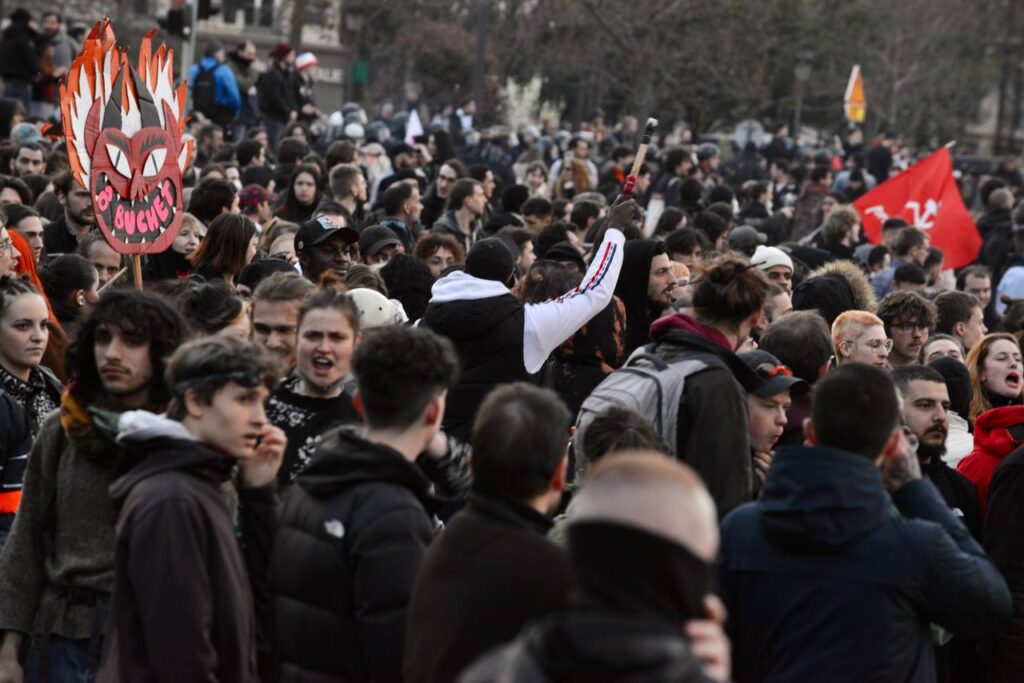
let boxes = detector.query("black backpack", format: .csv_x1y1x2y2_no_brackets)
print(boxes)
192,63,219,119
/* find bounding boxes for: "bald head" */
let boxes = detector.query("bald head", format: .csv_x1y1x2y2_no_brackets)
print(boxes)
571,451,719,561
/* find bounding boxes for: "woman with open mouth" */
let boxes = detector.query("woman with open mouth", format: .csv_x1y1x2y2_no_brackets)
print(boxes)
265,286,361,485
958,333,1024,516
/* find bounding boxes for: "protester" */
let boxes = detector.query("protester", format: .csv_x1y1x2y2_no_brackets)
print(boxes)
275,163,323,224
957,333,1024,515
188,42,242,129
461,453,730,683
39,254,99,341
189,213,258,288
143,213,200,281
187,177,239,227
250,271,314,377
265,286,361,483
873,226,930,298
295,214,360,283
582,256,767,517
98,337,284,682
269,325,459,683
43,173,94,257
614,238,677,354
413,232,465,279
404,384,573,683
0,290,188,682
421,201,628,442
922,333,965,364
739,350,805,490
431,178,486,252
720,363,1012,683
258,43,300,149
831,310,891,368
5,205,44,267
76,233,123,290
877,290,936,367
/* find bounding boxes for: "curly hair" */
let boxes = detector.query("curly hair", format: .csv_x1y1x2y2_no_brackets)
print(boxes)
876,290,937,334
68,289,190,408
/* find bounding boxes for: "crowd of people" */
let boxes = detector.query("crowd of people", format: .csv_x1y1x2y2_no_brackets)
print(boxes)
1,7,1024,682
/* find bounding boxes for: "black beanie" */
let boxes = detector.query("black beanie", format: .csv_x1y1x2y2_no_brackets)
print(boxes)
465,237,516,283
928,355,973,420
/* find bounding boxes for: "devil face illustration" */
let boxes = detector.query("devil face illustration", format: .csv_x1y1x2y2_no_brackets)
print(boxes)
61,21,193,255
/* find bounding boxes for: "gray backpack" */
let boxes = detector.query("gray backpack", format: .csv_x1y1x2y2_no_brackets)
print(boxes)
573,345,709,479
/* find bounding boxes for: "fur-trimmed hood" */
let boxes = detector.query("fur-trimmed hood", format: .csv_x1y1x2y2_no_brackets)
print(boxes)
792,258,877,326
811,259,877,313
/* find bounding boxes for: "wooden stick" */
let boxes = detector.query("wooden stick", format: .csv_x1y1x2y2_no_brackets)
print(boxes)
131,254,143,290
98,267,128,295
622,117,658,198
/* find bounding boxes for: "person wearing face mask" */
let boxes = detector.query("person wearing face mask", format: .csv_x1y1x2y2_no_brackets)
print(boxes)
143,213,201,281
738,351,805,494
957,333,1024,516
831,310,892,368
461,452,731,683
720,363,1012,683
265,287,361,484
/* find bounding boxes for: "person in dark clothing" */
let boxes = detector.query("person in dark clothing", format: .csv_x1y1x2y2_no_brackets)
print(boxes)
269,325,460,683
265,287,361,484
99,337,285,683
0,290,189,683
624,257,768,517
420,202,629,443
892,364,984,683
404,383,573,683
984,435,1024,681
615,239,677,355
43,173,95,257
257,43,300,149
719,364,1012,683
461,452,730,683
0,9,40,109
758,311,833,448
892,365,982,538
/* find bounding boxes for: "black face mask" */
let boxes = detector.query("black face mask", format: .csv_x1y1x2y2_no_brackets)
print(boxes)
568,521,713,624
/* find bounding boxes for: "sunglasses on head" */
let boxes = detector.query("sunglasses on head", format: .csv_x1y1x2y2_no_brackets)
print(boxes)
756,362,792,378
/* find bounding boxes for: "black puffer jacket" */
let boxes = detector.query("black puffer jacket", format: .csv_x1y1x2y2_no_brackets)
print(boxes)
269,428,438,683
458,613,713,683
0,18,39,82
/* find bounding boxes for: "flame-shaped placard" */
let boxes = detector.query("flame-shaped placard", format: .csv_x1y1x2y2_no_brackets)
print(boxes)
60,19,194,254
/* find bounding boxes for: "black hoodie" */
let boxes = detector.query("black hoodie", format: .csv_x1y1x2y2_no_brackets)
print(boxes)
615,239,663,355
100,413,275,683
269,428,438,683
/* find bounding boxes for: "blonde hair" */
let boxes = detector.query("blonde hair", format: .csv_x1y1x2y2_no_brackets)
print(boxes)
831,309,884,359
967,332,1024,421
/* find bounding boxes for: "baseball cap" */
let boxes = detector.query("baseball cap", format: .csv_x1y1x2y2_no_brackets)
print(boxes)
346,288,409,329
729,225,768,252
752,245,793,273
358,225,402,259
238,184,271,212
295,215,358,253
739,350,807,397
296,52,318,72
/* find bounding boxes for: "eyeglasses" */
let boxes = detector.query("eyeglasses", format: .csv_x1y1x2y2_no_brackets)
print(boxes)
756,362,792,378
850,337,894,353
891,322,929,333
0,238,12,254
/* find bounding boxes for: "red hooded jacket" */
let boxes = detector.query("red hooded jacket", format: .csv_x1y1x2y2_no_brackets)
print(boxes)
957,404,1024,516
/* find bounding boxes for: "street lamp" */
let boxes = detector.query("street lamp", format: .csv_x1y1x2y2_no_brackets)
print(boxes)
793,49,814,138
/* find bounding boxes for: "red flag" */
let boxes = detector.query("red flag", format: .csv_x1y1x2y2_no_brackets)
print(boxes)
853,148,981,268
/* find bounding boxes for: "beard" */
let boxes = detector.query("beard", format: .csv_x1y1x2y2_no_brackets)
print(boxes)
917,439,947,464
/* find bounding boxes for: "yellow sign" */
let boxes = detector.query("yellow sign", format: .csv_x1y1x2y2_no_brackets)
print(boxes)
845,65,866,124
